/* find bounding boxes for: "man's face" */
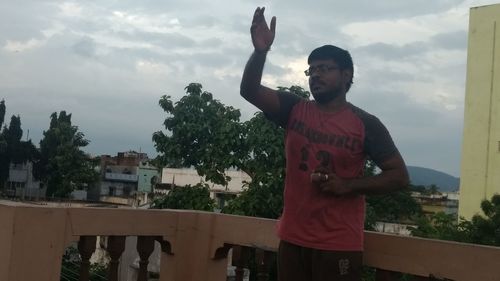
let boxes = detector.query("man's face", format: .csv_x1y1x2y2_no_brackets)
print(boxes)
307,59,349,104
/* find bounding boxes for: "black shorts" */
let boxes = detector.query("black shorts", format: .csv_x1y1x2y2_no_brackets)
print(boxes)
278,240,363,281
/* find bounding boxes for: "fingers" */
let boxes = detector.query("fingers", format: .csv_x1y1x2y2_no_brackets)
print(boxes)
253,7,273,25
270,16,277,34
313,166,329,174
310,172,321,182
253,7,264,23
253,7,260,21
250,7,275,49
310,172,329,183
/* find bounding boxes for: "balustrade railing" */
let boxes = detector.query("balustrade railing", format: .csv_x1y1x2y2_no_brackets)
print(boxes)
0,201,499,281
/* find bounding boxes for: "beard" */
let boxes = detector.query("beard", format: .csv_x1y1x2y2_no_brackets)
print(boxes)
311,86,343,104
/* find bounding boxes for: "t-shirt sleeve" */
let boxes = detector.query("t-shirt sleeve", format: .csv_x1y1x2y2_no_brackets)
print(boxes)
264,91,302,128
363,115,399,166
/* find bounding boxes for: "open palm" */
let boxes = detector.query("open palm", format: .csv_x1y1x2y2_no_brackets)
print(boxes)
251,7,276,52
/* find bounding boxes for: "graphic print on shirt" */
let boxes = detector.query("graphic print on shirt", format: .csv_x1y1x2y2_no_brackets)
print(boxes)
289,117,363,173
316,150,331,169
299,144,310,171
288,118,363,153
298,146,334,172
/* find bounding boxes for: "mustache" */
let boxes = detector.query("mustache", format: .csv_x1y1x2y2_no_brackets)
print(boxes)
309,79,325,87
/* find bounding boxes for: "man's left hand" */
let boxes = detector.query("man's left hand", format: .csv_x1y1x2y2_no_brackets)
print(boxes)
311,167,353,196
318,173,352,196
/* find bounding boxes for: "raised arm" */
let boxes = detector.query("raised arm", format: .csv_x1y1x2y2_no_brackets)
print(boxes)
240,7,280,114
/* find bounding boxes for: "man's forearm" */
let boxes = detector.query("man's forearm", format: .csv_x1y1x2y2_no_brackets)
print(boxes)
240,50,268,99
348,168,409,195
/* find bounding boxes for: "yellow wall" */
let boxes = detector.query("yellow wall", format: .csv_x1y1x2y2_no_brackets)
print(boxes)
459,4,500,219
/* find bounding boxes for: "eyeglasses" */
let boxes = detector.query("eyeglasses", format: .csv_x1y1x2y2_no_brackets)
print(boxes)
304,65,340,76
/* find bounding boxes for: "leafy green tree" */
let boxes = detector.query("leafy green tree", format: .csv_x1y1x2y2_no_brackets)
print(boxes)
221,86,311,218
465,194,500,246
0,100,5,128
153,83,246,185
153,83,311,219
0,102,7,188
3,116,38,164
221,111,286,219
409,184,427,194
150,183,215,211
366,188,422,223
428,184,440,195
364,163,420,229
410,194,500,247
364,204,378,231
4,115,22,144
35,111,98,198
410,212,469,242
0,103,38,188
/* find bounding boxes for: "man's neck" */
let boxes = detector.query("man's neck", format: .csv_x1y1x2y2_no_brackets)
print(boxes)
315,94,348,113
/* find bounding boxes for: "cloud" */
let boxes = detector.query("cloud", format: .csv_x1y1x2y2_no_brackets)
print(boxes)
2,0,494,176
430,30,468,50
72,37,97,57
271,0,463,22
354,42,428,60
340,2,470,47
114,30,197,49
0,1,54,43
4,39,44,52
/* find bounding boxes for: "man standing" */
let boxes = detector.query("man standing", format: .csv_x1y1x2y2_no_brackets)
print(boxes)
240,7,410,281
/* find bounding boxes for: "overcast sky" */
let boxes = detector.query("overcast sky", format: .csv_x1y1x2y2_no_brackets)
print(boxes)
1,0,498,177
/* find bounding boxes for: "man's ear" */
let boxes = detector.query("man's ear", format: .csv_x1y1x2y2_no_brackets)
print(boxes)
342,69,353,84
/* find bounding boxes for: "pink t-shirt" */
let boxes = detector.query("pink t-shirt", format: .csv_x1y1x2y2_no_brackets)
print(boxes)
267,92,398,251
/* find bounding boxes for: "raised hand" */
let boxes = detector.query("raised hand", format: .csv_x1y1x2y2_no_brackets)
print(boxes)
250,7,276,53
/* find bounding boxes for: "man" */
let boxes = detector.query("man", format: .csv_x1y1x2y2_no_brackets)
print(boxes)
240,7,409,281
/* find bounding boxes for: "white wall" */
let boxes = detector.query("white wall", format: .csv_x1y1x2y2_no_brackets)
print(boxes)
161,168,251,194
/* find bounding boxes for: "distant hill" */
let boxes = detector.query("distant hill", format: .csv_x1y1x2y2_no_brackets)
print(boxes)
407,166,460,192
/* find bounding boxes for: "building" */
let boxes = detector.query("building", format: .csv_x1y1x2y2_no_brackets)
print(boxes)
160,168,251,208
137,162,160,194
90,151,150,204
413,192,459,218
459,4,500,219
4,162,44,199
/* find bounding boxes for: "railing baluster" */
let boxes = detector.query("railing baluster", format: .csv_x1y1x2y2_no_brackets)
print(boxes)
137,236,155,281
77,236,96,281
107,236,126,281
232,245,250,281
255,249,273,281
